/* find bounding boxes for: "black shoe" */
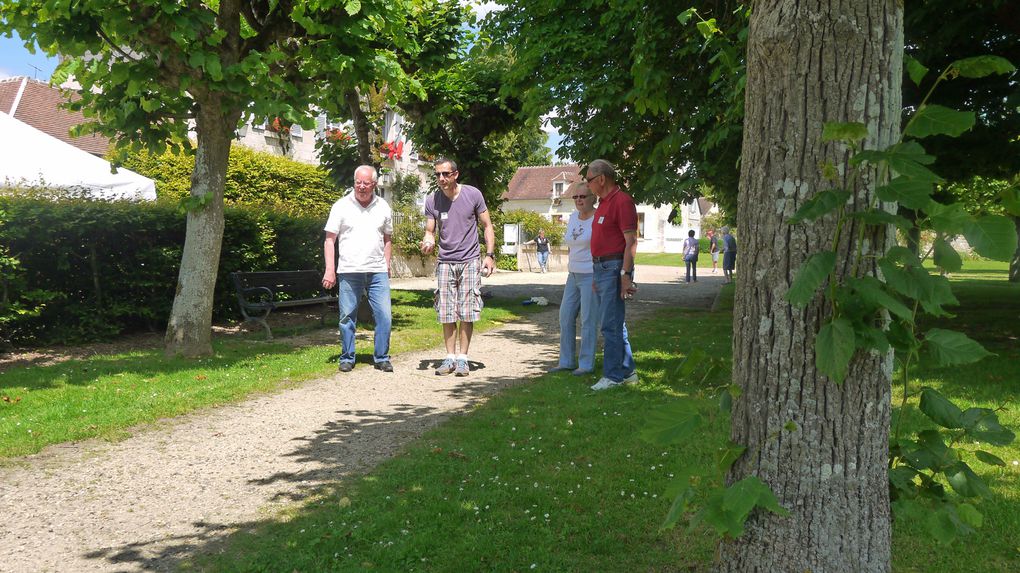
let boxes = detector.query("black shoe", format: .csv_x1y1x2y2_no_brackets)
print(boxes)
338,362,354,373
374,360,394,372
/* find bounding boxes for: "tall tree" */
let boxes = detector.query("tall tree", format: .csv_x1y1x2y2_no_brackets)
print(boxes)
720,1,901,570
485,1,746,210
1,0,412,356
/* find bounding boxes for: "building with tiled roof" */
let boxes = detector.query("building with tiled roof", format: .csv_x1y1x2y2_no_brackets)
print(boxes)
502,164,718,254
0,77,111,157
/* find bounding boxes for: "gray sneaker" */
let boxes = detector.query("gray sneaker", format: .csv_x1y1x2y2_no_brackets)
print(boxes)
591,377,623,391
455,359,470,376
622,372,639,384
435,358,456,376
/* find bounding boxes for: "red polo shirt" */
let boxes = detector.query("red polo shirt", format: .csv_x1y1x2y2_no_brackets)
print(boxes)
590,187,638,257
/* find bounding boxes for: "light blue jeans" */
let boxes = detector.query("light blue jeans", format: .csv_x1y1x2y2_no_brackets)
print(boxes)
537,250,550,269
337,272,391,365
593,259,634,382
558,272,599,371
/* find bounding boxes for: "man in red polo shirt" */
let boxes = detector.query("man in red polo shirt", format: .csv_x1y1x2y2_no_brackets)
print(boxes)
585,159,638,391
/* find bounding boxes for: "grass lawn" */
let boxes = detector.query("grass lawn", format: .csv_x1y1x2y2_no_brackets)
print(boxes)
0,290,537,459
193,261,1018,572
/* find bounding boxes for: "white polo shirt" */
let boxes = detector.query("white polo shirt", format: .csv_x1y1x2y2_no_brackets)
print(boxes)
324,192,393,273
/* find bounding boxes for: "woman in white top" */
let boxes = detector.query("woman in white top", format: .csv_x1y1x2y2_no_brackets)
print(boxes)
550,181,600,375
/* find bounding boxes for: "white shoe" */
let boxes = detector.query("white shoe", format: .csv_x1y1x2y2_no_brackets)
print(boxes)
623,372,639,384
591,377,623,391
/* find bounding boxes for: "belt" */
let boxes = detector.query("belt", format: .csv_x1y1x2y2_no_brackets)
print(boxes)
591,253,624,263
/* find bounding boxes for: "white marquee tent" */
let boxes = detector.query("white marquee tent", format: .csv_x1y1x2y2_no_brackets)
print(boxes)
0,111,156,200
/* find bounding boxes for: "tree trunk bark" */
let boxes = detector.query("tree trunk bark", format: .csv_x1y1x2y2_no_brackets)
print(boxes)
346,88,374,166
1010,215,1019,282
164,100,240,357
718,1,901,571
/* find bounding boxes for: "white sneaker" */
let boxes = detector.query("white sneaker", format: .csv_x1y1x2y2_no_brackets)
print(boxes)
590,377,622,391
623,372,639,384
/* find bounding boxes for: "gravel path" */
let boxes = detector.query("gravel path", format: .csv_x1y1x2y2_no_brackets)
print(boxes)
0,265,723,572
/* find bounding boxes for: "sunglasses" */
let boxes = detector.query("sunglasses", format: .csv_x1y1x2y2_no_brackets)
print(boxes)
571,194,590,200
434,171,457,179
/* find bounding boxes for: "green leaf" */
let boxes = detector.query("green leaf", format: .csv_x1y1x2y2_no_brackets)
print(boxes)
345,0,363,16
677,8,697,25
956,503,983,529
951,55,1016,78
787,190,851,224
640,402,702,446
905,54,928,86
945,462,991,498
888,466,919,494
962,408,1016,446
847,209,912,230
875,177,933,210
822,122,868,144
926,507,958,544
963,215,1019,261
715,442,746,473
1000,186,1020,217
786,251,836,306
848,276,914,322
661,481,696,530
974,450,1006,467
815,318,855,383
924,329,993,366
933,239,963,273
852,142,943,183
904,105,975,139
919,387,964,429
924,201,970,235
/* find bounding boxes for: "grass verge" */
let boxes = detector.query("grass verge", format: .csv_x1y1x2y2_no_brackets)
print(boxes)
0,290,536,459
196,262,1018,572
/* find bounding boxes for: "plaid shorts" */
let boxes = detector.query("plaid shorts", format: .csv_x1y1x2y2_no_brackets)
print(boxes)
434,260,483,323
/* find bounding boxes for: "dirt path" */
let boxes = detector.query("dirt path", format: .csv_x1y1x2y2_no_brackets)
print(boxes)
0,265,722,572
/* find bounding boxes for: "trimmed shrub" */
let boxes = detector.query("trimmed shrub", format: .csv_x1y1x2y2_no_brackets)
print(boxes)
0,194,323,345
118,144,336,217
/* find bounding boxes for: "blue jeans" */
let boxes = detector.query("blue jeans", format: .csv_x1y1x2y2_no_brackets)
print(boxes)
685,257,698,282
537,250,549,269
593,259,634,382
337,272,391,364
558,272,599,371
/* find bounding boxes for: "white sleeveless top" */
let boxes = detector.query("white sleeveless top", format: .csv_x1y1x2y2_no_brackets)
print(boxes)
564,211,594,274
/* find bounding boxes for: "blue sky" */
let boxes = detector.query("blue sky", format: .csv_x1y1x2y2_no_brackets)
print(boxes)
0,24,564,160
0,32,58,80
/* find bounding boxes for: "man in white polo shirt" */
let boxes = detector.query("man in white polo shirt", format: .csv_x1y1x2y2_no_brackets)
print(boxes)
321,165,394,373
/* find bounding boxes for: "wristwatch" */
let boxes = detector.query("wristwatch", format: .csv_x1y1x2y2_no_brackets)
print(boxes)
485,252,495,259
621,269,634,277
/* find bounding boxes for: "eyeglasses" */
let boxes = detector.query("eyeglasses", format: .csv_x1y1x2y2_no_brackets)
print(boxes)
434,171,456,179
571,194,590,200
585,174,601,183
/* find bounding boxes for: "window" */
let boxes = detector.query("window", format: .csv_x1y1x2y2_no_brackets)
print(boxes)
553,181,565,198
636,213,645,239
290,124,303,138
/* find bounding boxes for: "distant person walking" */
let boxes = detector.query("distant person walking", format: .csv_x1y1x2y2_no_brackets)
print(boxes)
585,159,637,391
682,230,699,283
721,226,737,283
534,229,551,273
707,228,720,274
322,165,394,373
420,158,496,377
550,181,599,376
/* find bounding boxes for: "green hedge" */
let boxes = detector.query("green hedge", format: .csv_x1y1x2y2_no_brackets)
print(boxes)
0,194,322,345
118,144,336,218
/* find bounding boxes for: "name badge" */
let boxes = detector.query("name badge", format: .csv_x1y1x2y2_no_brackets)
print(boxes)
597,216,605,224
440,212,449,221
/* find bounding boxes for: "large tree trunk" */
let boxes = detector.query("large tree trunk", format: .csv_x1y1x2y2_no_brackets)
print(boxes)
718,1,902,571
345,88,375,166
164,101,240,357
1010,215,1019,282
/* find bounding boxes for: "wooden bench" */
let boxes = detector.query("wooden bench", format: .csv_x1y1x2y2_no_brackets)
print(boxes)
230,270,338,339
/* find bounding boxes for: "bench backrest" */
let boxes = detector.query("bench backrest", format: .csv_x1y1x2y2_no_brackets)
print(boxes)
231,270,325,300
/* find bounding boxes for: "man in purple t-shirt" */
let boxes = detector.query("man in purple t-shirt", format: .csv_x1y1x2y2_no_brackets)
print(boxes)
420,158,496,377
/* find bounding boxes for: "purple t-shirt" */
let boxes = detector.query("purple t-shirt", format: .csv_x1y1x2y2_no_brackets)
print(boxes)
424,184,488,263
